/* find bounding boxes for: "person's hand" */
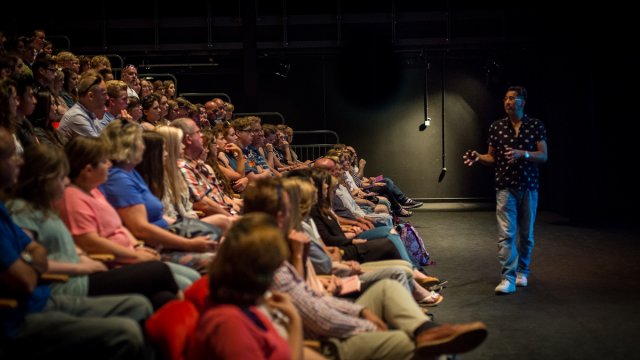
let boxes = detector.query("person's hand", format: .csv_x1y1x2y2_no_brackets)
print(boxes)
463,150,479,166
188,236,218,252
224,143,242,157
288,230,311,260
504,146,523,164
357,218,373,230
232,177,249,191
320,275,343,295
78,255,108,273
360,307,387,331
351,226,363,235
344,231,357,240
342,260,362,275
119,109,134,122
352,238,367,245
280,140,290,149
359,158,366,169
326,246,343,261
265,291,300,323
135,246,161,261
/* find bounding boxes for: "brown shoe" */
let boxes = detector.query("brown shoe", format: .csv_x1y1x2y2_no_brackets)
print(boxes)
415,275,440,288
414,321,488,358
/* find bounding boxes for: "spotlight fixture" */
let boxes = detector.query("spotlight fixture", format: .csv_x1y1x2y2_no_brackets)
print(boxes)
419,117,431,131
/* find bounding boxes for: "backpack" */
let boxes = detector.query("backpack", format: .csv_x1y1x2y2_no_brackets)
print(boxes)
397,223,431,266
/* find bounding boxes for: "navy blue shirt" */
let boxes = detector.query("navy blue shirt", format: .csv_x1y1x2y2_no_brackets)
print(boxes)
0,202,50,339
488,115,547,191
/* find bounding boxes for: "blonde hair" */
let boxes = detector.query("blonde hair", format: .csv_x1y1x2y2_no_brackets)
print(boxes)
155,125,187,206
101,119,143,165
293,178,317,217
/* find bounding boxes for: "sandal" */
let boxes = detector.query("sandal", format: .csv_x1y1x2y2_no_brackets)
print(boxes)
418,292,444,307
396,209,413,217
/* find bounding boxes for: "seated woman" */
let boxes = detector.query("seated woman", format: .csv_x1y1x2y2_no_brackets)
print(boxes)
136,129,231,231
100,120,216,274
310,169,439,285
285,175,441,306
7,144,180,310
187,213,304,360
58,135,200,290
203,126,248,195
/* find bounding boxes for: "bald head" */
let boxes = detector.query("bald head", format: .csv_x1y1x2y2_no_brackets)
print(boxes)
313,157,336,171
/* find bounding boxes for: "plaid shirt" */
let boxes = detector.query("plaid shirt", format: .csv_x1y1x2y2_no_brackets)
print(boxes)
272,262,376,340
177,157,227,206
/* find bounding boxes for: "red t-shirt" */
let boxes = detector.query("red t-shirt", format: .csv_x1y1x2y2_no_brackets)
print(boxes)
187,304,291,360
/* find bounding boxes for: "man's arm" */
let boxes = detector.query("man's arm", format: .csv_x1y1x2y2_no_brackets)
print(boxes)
0,241,48,295
464,146,496,167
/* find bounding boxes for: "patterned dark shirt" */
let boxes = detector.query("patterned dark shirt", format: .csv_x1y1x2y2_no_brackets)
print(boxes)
488,115,547,191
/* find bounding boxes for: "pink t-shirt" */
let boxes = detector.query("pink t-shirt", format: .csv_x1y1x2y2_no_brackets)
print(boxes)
59,186,132,249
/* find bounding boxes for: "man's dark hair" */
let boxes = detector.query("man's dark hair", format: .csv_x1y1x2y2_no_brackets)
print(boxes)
507,86,527,100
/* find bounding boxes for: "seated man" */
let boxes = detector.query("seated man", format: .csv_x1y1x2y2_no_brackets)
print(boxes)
243,177,488,360
0,128,152,359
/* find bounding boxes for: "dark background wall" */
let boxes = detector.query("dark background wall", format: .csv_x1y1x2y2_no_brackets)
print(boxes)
3,0,637,225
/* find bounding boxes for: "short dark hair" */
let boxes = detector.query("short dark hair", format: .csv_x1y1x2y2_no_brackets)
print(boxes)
507,86,527,100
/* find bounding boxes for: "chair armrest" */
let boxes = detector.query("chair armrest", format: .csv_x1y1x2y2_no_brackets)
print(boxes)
303,340,321,351
0,298,18,309
88,254,116,262
40,273,70,283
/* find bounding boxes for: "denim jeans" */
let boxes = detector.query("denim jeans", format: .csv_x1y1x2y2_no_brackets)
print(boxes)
383,178,407,203
496,188,538,282
358,226,419,268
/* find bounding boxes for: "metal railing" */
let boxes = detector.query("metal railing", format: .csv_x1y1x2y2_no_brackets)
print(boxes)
290,130,340,161
234,112,285,124
138,73,179,94
180,92,231,103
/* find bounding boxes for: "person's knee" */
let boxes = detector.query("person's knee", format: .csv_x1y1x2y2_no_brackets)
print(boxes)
104,318,147,359
119,294,154,321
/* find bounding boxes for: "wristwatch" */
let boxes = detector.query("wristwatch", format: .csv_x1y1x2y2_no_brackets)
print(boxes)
20,251,33,265
21,251,42,275
524,151,530,160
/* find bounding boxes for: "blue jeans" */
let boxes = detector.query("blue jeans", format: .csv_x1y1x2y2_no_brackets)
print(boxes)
496,189,538,282
357,226,419,268
383,178,407,203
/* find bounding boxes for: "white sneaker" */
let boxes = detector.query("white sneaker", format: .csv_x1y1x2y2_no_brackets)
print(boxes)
516,273,528,287
495,279,516,294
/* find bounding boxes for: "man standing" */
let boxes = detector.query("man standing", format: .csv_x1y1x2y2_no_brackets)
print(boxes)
463,86,548,294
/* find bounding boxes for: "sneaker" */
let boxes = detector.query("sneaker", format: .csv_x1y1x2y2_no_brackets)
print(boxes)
495,279,516,294
516,273,528,287
402,198,424,209
415,321,488,358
